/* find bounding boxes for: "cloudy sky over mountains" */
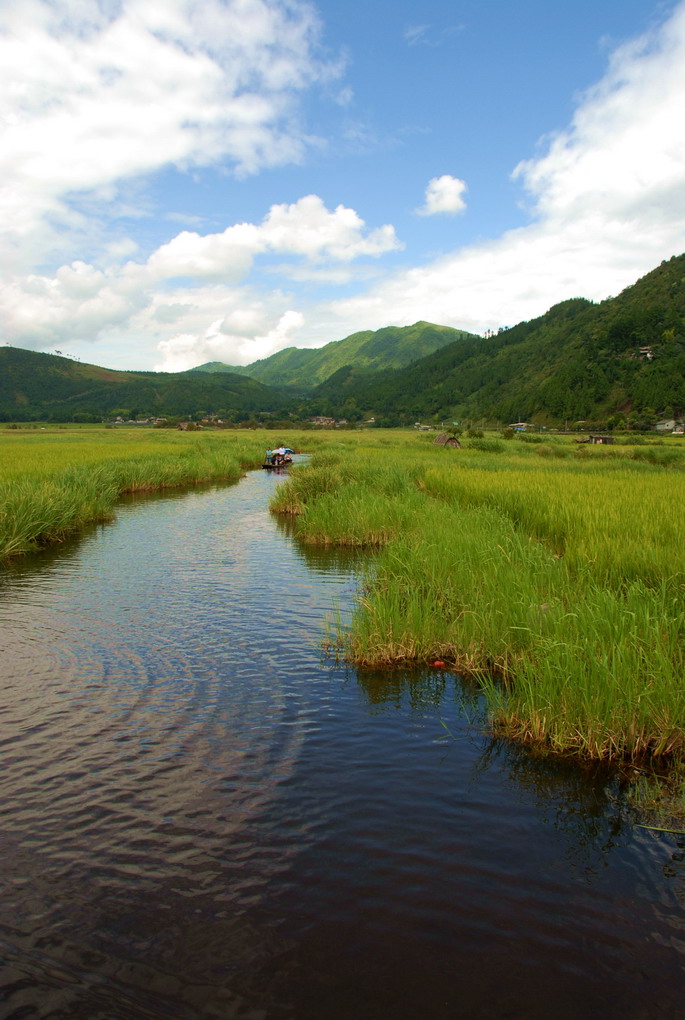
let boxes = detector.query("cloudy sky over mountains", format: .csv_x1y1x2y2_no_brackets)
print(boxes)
2,0,685,370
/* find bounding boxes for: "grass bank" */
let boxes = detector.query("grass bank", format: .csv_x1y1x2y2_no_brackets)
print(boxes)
271,431,685,764
5,424,685,770
0,428,316,559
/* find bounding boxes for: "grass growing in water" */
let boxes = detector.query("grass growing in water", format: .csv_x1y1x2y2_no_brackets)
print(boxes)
0,428,316,558
5,425,685,772
271,432,685,764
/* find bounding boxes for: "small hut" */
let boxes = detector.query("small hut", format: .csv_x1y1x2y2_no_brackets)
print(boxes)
434,432,461,448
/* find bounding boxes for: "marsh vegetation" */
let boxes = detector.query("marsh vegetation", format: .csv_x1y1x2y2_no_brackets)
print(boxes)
271,430,685,772
3,425,684,800
0,428,321,559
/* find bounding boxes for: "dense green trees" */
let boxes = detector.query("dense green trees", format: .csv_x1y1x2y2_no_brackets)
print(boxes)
0,348,288,422
2,254,684,426
339,254,685,425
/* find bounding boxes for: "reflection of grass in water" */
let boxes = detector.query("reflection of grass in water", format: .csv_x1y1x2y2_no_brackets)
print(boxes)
270,433,685,774
628,765,685,831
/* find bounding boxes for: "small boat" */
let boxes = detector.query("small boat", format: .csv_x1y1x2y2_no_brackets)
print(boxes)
262,447,294,469
262,456,292,470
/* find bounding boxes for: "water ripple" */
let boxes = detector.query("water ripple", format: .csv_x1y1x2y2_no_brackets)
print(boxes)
2,467,685,1018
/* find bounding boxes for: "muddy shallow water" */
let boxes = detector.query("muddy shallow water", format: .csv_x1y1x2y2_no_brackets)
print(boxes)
1,466,684,1018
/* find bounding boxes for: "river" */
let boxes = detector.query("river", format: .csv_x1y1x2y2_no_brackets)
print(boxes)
1,464,684,1018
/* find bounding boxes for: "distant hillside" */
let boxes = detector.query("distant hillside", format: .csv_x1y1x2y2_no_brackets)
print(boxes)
191,361,239,374
0,348,286,421
192,321,477,390
335,254,685,425
4,255,683,425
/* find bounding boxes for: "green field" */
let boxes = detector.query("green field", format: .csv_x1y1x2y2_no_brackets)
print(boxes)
3,425,685,799
271,430,685,771
0,426,321,558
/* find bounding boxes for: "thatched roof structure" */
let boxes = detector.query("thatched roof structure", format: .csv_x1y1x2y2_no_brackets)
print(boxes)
434,432,461,448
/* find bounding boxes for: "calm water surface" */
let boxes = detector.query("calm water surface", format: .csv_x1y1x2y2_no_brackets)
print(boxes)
1,465,684,1018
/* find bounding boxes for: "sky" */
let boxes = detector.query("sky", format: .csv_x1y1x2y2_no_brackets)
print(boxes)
2,0,685,372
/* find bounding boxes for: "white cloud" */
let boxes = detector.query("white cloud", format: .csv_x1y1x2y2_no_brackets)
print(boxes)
147,224,261,283
417,175,468,216
155,307,306,371
258,195,401,261
0,194,400,365
144,195,401,281
314,3,685,339
0,0,337,270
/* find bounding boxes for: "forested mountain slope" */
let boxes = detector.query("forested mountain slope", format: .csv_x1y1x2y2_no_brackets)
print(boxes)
0,348,285,421
193,321,476,390
334,254,685,424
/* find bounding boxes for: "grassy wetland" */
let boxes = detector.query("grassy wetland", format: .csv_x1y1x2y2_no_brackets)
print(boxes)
0,426,323,560
4,424,685,807
271,430,685,782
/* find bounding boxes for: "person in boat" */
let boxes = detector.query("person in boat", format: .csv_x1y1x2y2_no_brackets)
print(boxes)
271,445,293,466
263,446,294,468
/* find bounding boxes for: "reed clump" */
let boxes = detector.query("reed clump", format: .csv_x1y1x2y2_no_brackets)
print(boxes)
0,471,119,558
0,428,311,558
270,431,685,764
273,450,425,546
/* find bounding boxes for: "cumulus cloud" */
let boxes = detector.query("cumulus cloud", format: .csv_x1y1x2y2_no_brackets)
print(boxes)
318,3,685,340
258,195,401,260
147,194,401,281
0,0,336,270
0,195,401,365
3,1,685,374
0,261,149,351
155,307,306,371
416,175,468,216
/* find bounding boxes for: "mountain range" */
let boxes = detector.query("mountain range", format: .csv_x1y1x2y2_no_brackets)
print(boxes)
1,253,683,425
191,321,476,391
0,347,282,422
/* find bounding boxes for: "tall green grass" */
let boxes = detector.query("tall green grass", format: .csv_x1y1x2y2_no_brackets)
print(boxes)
421,458,685,587
271,448,425,545
271,432,685,762
0,429,313,558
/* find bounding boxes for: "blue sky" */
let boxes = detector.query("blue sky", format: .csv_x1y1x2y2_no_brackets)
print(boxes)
2,0,684,370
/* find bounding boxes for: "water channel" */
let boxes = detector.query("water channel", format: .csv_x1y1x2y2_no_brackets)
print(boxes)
1,464,684,1018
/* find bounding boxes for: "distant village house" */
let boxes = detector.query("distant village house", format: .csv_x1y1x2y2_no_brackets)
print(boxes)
655,419,685,434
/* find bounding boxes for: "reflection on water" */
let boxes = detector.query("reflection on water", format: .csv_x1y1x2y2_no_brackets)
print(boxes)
1,467,685,1019
274,510,367,576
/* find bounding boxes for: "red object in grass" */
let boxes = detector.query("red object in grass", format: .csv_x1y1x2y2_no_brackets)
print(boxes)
432,660,446,668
